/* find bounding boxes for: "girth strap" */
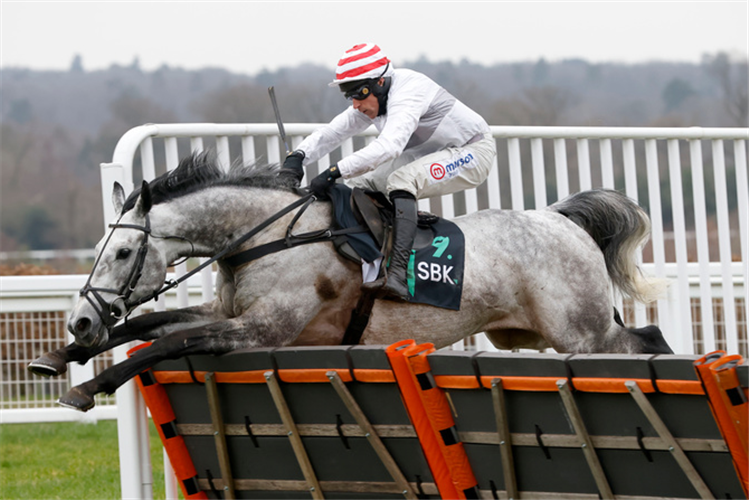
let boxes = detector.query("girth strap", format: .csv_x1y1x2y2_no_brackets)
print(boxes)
341,290,377,345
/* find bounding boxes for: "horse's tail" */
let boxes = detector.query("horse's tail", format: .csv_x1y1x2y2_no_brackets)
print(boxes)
549,188,668,303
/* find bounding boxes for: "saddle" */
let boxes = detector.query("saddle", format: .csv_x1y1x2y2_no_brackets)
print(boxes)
331,187,466,344
330,186,440,266
329,187,387,265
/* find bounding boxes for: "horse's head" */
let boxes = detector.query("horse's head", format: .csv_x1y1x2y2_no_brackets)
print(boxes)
68,181,168,347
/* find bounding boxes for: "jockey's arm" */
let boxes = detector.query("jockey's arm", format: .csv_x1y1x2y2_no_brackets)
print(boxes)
296,108,370,165
335,86,426,178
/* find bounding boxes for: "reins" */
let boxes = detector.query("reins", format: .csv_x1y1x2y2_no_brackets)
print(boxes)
221,217,367,268
129,191,320,309
81,190,369,332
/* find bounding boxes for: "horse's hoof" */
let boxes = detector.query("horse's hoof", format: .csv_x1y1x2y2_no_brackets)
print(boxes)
57,387,95,412
28,352,68,377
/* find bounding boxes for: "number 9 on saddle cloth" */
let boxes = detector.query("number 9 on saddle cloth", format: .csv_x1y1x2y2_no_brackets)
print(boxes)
329,185,464,311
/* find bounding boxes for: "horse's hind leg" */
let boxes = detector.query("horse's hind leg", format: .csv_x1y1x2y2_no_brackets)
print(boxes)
29,304,219,378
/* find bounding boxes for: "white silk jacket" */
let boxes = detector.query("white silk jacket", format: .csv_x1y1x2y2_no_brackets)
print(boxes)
297,68,491,179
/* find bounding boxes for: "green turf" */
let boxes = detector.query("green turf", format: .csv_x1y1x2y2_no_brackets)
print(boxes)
0,419,176,499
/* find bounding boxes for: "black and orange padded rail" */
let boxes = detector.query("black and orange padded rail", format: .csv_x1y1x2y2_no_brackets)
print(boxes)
427,348,748,499
132,344,442,499
131,342,747,500
695,351,748,496
128,343,206,500
387,340,479,499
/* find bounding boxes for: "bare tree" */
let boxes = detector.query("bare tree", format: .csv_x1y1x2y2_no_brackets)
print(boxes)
488,86,573,126
702,52,748,126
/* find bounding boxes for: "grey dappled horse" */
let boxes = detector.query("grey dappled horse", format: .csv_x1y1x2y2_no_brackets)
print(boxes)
29,153,672,412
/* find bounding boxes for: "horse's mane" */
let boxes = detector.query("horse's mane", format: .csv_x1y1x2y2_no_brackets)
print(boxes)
122,151,293,213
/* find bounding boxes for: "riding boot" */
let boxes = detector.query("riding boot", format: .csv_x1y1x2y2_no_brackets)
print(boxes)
362,191,417,301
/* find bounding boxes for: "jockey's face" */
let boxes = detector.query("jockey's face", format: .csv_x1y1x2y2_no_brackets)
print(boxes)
350,78,383,119
352,92,379,119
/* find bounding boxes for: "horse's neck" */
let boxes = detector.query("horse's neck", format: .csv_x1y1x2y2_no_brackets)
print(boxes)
151,187,322,259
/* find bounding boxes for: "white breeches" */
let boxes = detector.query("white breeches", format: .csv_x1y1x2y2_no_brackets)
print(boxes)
344,133,496,199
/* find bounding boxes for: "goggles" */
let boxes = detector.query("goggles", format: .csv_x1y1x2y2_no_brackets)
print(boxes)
343,81,373,101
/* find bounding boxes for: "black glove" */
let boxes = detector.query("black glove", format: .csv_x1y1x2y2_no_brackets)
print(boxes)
278,150,305,185
308,165,342,198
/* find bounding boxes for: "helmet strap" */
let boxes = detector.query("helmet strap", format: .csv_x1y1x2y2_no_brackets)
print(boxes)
374,76,391,116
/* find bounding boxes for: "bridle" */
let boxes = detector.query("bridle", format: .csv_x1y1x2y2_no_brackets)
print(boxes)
79,214,155,331
78,192,324,333
78,188,372,335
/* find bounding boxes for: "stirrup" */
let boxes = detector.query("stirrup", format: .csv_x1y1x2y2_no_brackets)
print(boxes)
361,276,386,293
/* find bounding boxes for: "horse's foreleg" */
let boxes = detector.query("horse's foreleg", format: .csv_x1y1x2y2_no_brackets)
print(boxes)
57,318,266,412
28,303,222,378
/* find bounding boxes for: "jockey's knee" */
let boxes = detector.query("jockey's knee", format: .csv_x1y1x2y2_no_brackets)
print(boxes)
388,189,416,202
385,171,419,199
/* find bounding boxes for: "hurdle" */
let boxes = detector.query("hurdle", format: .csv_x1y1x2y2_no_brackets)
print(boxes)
130,342,747,499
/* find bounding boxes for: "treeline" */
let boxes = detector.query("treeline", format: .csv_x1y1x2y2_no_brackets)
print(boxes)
1,52,746,251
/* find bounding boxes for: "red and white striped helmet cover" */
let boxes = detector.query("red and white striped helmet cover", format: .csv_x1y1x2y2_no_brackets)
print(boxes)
329,43,391,86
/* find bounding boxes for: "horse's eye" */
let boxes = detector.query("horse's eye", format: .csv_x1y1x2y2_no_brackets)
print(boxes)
116,248,132,260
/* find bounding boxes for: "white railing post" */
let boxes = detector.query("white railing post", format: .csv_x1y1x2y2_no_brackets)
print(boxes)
530,137,547,207
487,142,501,209
645,139,673,344
508,137,524,210
140,138,156,181
577,138,592,191
711,140,739,353
101,163,129,224
102,162,154,500
554,138,569,199
734,140,749,334
216,137,231,171
267,135,281,165
689,139,717,351
599,138,614,189
164,449,179,500
667,139,693,354
622,139,647,327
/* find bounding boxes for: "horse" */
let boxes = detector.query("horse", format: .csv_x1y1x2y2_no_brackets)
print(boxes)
28,152,672,412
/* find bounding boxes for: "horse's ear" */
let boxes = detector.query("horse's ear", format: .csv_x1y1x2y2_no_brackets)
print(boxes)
137,180,153,216
112,182,126,214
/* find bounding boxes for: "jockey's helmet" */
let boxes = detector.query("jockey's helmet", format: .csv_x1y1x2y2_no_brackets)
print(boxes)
330,43,392,115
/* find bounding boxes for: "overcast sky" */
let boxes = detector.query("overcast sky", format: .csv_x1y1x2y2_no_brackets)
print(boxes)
1,1,747,76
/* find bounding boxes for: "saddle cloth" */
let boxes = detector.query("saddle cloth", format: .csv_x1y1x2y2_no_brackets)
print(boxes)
329,184,465,311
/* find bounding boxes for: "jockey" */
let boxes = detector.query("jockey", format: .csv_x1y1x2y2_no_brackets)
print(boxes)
280,43,496,301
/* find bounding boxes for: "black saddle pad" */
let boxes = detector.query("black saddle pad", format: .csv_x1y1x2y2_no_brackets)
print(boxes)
406,217,465,311
328,185,382,263
329,184,465,310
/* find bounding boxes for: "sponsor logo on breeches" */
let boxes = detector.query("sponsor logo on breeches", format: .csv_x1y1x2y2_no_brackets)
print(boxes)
427,153,475,182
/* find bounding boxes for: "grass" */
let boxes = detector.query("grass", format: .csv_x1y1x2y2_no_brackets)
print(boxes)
0,419,175,499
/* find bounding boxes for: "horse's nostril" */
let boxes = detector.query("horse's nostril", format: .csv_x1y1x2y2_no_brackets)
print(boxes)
75,318,92,333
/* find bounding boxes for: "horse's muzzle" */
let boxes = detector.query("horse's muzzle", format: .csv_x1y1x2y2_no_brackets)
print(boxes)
67,301,109,348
